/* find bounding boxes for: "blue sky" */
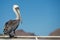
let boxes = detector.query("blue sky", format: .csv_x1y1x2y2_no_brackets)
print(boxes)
0,0,60,36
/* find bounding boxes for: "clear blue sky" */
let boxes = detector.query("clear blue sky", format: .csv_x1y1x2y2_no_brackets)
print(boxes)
0,0,60,36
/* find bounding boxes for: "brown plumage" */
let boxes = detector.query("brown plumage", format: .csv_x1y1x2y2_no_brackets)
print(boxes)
4,20,20,33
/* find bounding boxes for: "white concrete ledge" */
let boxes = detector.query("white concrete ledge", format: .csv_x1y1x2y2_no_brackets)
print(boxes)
0,36,60,40
0,36,60,38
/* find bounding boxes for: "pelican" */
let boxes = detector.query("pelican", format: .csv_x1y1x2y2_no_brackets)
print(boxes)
3,5,21,38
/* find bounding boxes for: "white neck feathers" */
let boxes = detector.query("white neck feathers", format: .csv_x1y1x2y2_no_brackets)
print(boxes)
13,5,21,20
14,9,20,20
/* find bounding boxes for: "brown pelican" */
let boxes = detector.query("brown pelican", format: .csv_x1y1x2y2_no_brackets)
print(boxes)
3,5,21,38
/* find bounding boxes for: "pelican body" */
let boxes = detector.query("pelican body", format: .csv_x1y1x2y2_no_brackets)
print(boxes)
3,5,21,38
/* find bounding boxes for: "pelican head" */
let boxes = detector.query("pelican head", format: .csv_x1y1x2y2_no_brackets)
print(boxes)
13,5,19,9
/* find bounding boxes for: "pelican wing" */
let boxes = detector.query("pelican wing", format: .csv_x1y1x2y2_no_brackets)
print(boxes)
4,20,19,33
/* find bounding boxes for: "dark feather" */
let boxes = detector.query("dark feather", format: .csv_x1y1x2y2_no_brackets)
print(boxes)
4,20,20,35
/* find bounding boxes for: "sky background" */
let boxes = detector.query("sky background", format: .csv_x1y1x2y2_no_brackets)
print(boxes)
0,0,60,36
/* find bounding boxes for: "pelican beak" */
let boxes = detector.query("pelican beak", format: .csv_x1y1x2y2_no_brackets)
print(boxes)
15,7,20,13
